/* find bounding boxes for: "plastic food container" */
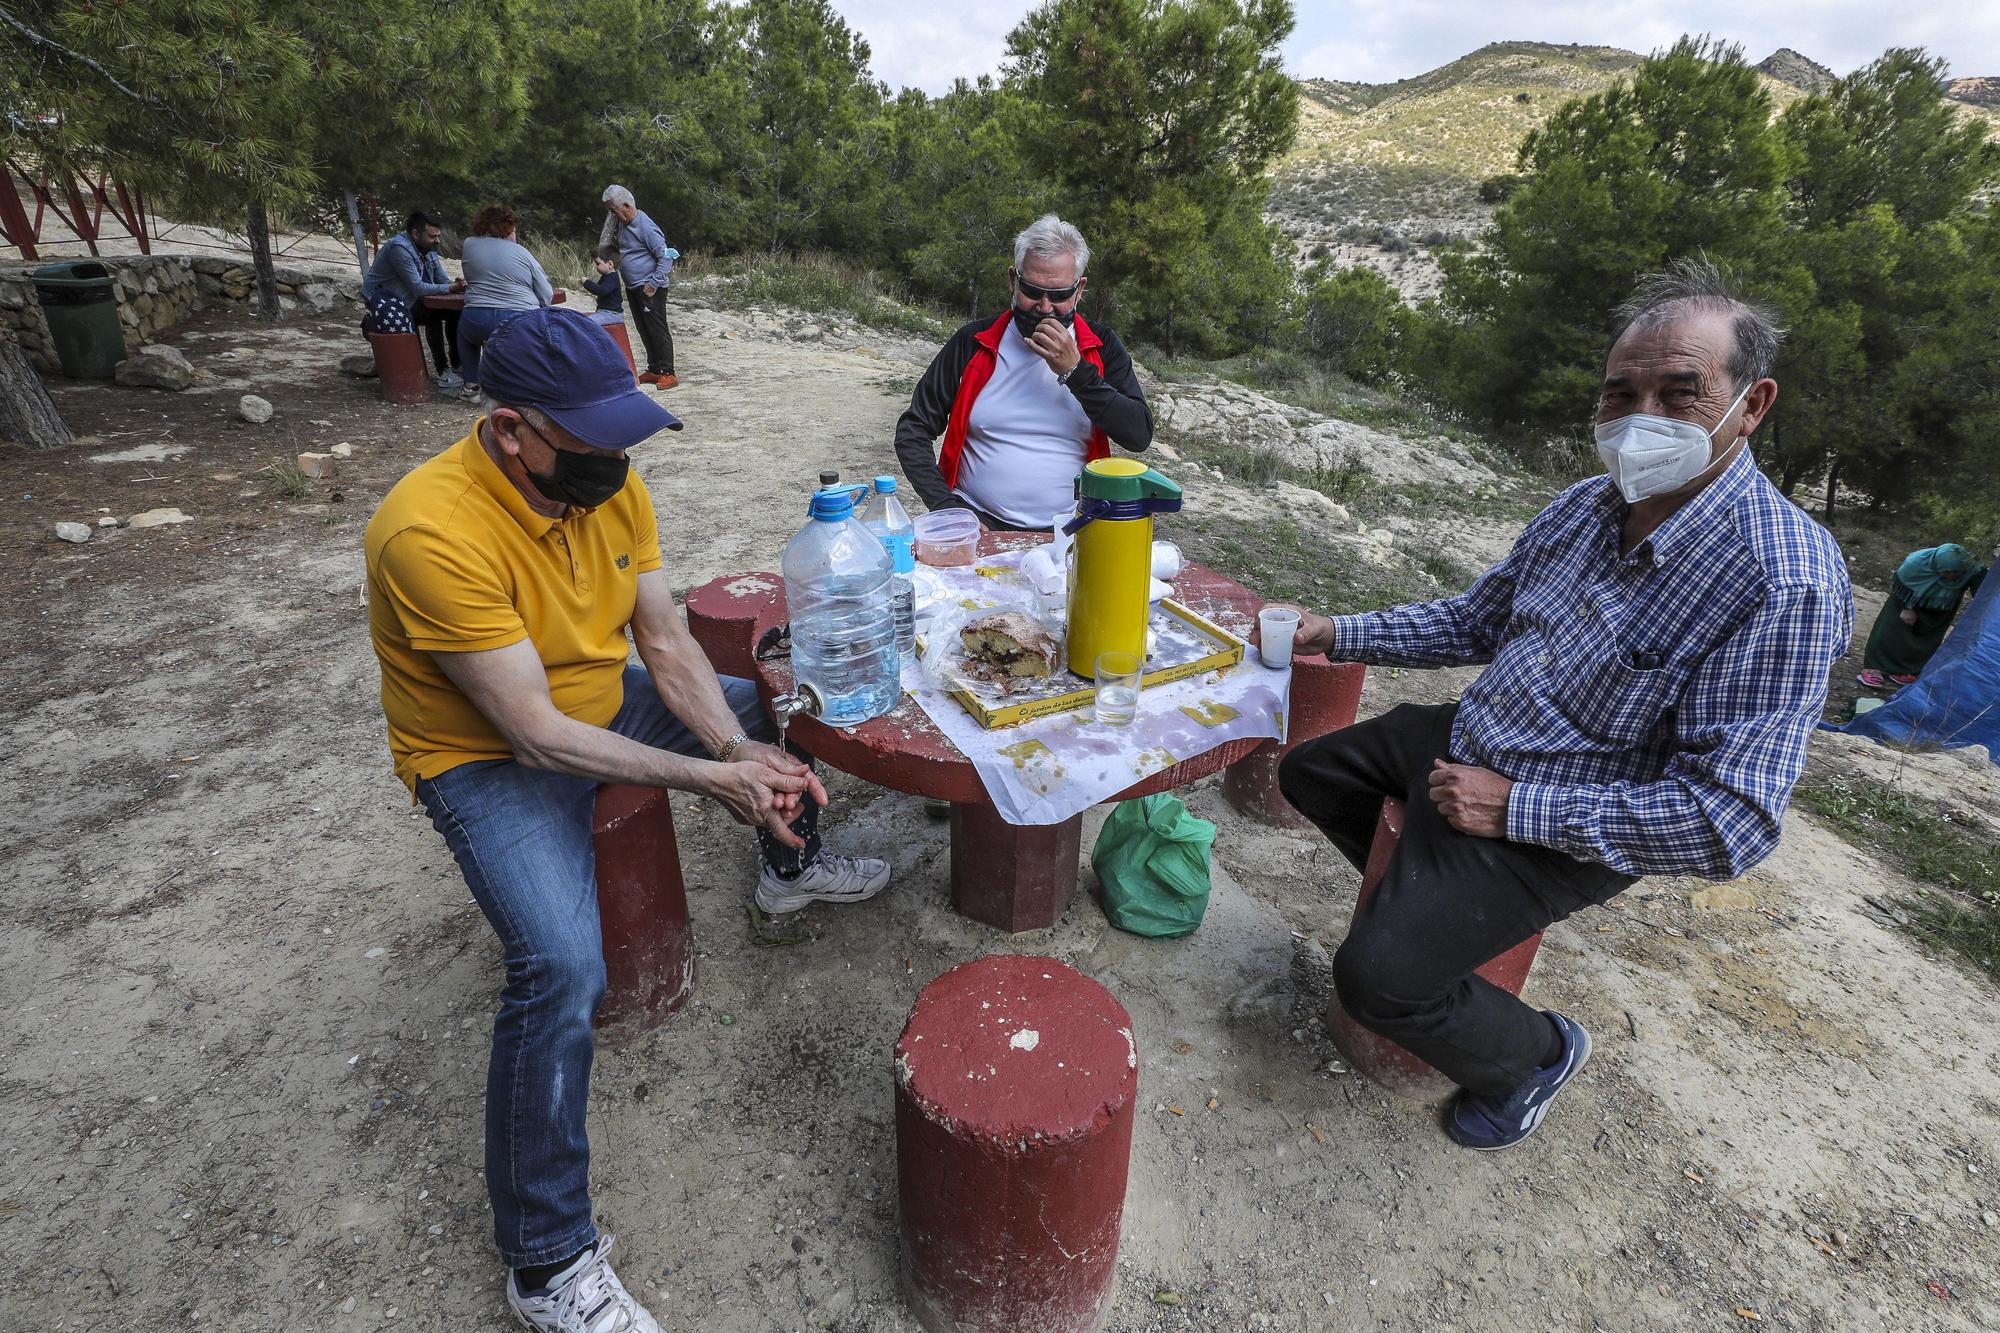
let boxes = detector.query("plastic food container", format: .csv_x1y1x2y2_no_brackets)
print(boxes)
915,509,980,567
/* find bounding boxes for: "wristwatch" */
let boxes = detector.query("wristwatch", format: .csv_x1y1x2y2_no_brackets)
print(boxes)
1056,364,1078,387
713,732,749,762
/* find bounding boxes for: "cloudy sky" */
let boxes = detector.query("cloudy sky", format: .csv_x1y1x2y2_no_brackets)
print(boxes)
830,0,2000,96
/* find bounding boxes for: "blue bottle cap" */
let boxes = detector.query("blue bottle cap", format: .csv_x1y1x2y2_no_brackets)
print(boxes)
808,486,862,521
873,475,897,493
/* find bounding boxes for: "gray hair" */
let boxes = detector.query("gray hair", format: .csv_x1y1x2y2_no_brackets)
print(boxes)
1013,213,1089,279
601,184,635,208
1612,255,1786,389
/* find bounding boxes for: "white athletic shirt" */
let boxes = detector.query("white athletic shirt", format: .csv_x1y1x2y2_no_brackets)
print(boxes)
953,321,1094,528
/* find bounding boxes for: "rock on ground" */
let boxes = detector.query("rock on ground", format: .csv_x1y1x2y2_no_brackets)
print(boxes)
339,351,377,378
126,506,193,529
112,344,195,391
239,395,274,424
54,521,91,543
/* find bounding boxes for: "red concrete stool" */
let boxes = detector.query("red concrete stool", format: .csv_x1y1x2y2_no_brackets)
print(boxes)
1326,798,1545,1100
603,320,640,381
896,956,1137,1333
365,331,429,405
590,784,696,1046
683,572,783,678
1224,656,1366,828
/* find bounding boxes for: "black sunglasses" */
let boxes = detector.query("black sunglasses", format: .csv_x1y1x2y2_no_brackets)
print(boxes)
1013,271,1081,304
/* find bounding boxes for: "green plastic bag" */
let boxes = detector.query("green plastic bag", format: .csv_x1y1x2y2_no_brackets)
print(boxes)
1092,794,1217,938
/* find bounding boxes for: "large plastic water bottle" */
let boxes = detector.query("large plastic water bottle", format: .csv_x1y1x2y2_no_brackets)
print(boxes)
859,475,917,658
782,485,901,727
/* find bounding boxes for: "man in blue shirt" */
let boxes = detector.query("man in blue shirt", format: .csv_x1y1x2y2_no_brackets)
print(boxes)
1267,258,1852,1150
599,185,678,388
361,210,468,387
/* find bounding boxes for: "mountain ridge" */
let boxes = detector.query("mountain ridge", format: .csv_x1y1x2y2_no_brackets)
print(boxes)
1269,40,2000,301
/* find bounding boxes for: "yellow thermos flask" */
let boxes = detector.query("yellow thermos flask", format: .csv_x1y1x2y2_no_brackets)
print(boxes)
1065,458,1183,677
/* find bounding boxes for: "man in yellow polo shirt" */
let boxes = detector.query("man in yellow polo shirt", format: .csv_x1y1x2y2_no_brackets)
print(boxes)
365,307,890,1332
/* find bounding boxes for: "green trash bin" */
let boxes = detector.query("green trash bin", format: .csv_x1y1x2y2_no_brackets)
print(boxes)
34,260,128,380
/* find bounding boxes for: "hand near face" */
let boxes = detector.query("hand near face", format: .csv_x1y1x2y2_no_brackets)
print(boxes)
1027,318,1082,378
1428,760,1511,839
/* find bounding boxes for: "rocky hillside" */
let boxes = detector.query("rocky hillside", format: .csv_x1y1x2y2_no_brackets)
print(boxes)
1755,47,1837,93
1270,40,1999,300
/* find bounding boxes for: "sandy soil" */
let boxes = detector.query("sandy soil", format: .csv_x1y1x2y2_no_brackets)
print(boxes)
2,299,1995,1332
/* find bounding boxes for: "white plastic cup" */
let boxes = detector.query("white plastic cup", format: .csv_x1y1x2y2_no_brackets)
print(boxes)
1257,608,1300,668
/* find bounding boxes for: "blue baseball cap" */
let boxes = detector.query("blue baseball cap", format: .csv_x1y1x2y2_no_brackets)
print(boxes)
478,307,681,449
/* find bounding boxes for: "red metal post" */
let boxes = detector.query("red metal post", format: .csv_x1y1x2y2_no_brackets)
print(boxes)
590,784,696,1046
0,161,38,260
1224,657,1366,828
1325,798,1546,1101
896,956,1137,1333
109,178,149,254
57,171,99,255
948,803,1083,933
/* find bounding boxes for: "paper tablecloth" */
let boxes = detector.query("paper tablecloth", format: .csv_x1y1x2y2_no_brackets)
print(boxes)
905,552,1289,826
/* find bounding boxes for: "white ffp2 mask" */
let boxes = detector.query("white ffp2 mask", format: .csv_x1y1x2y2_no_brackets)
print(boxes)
1593,382,1751,503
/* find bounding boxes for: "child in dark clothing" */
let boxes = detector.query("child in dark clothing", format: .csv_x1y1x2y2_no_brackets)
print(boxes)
582,245,624,326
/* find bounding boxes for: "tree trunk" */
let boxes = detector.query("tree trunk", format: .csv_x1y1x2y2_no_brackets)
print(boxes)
0,335,74,450
246,199,281,323
343,187,370,280
1823,458,1841,523
968,276,978,321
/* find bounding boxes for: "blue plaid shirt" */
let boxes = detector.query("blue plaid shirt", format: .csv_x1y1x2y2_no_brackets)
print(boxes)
1330,449,1853,879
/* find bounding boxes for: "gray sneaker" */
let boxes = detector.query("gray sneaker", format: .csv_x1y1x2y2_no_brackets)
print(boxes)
435,370,465,390
506,1234,660,1333
755,852,891,914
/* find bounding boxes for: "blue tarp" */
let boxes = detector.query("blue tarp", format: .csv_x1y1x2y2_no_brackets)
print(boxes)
1839,580,2000,762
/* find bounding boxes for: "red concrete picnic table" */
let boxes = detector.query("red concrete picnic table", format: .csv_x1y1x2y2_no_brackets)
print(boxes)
420,288,567,311
686,531,1365,933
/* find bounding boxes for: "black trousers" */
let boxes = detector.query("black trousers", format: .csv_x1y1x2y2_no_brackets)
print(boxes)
627,284,674,374
412,303,461,374
1279,703,1634,1094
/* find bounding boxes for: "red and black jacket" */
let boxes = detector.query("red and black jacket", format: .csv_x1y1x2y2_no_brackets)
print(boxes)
893,310,1153,516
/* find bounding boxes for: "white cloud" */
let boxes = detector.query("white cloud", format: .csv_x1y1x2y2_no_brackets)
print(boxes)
829,0,2000,96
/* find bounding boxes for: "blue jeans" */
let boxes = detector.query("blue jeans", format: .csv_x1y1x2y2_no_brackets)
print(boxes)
415,667,817,1265
456,305,523,386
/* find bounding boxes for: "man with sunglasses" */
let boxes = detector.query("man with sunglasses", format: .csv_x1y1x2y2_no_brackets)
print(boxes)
894,213,1153,530
365,307,890,1331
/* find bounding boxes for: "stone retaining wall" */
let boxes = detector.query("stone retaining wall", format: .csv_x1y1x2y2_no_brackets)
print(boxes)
0,254,357,371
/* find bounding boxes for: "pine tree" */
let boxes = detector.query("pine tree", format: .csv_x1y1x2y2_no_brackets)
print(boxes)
1003,0,1298,352
1426,36,1797,433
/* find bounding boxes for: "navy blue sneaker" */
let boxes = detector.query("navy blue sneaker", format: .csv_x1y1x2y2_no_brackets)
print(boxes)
1446,1011,1592,1151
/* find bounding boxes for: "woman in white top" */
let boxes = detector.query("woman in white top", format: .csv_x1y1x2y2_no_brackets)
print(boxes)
457,203,554,394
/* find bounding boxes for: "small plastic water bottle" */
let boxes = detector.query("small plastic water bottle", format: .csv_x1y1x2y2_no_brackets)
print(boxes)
860,475,917,658
782,485,900,727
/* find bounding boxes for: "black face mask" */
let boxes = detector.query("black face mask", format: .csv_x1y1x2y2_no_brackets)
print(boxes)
528,447,629,508
1012,305,1076,342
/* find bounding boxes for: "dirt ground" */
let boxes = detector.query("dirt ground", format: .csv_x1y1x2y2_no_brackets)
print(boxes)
3,299,1997,1333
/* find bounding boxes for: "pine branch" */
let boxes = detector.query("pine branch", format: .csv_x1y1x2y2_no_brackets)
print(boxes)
0,7,189,128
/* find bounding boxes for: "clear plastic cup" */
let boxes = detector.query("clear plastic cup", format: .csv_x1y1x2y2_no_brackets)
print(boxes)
1093,651,1142,725
1257,607,1300,668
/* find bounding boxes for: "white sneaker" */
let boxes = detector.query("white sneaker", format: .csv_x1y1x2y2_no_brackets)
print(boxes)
506,1234,661,1333
435,370,465,389
755,852,891,914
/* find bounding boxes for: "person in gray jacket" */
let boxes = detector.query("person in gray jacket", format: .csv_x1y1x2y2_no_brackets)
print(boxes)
361,210,468,386
599,185,678,388
458,204,555,396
